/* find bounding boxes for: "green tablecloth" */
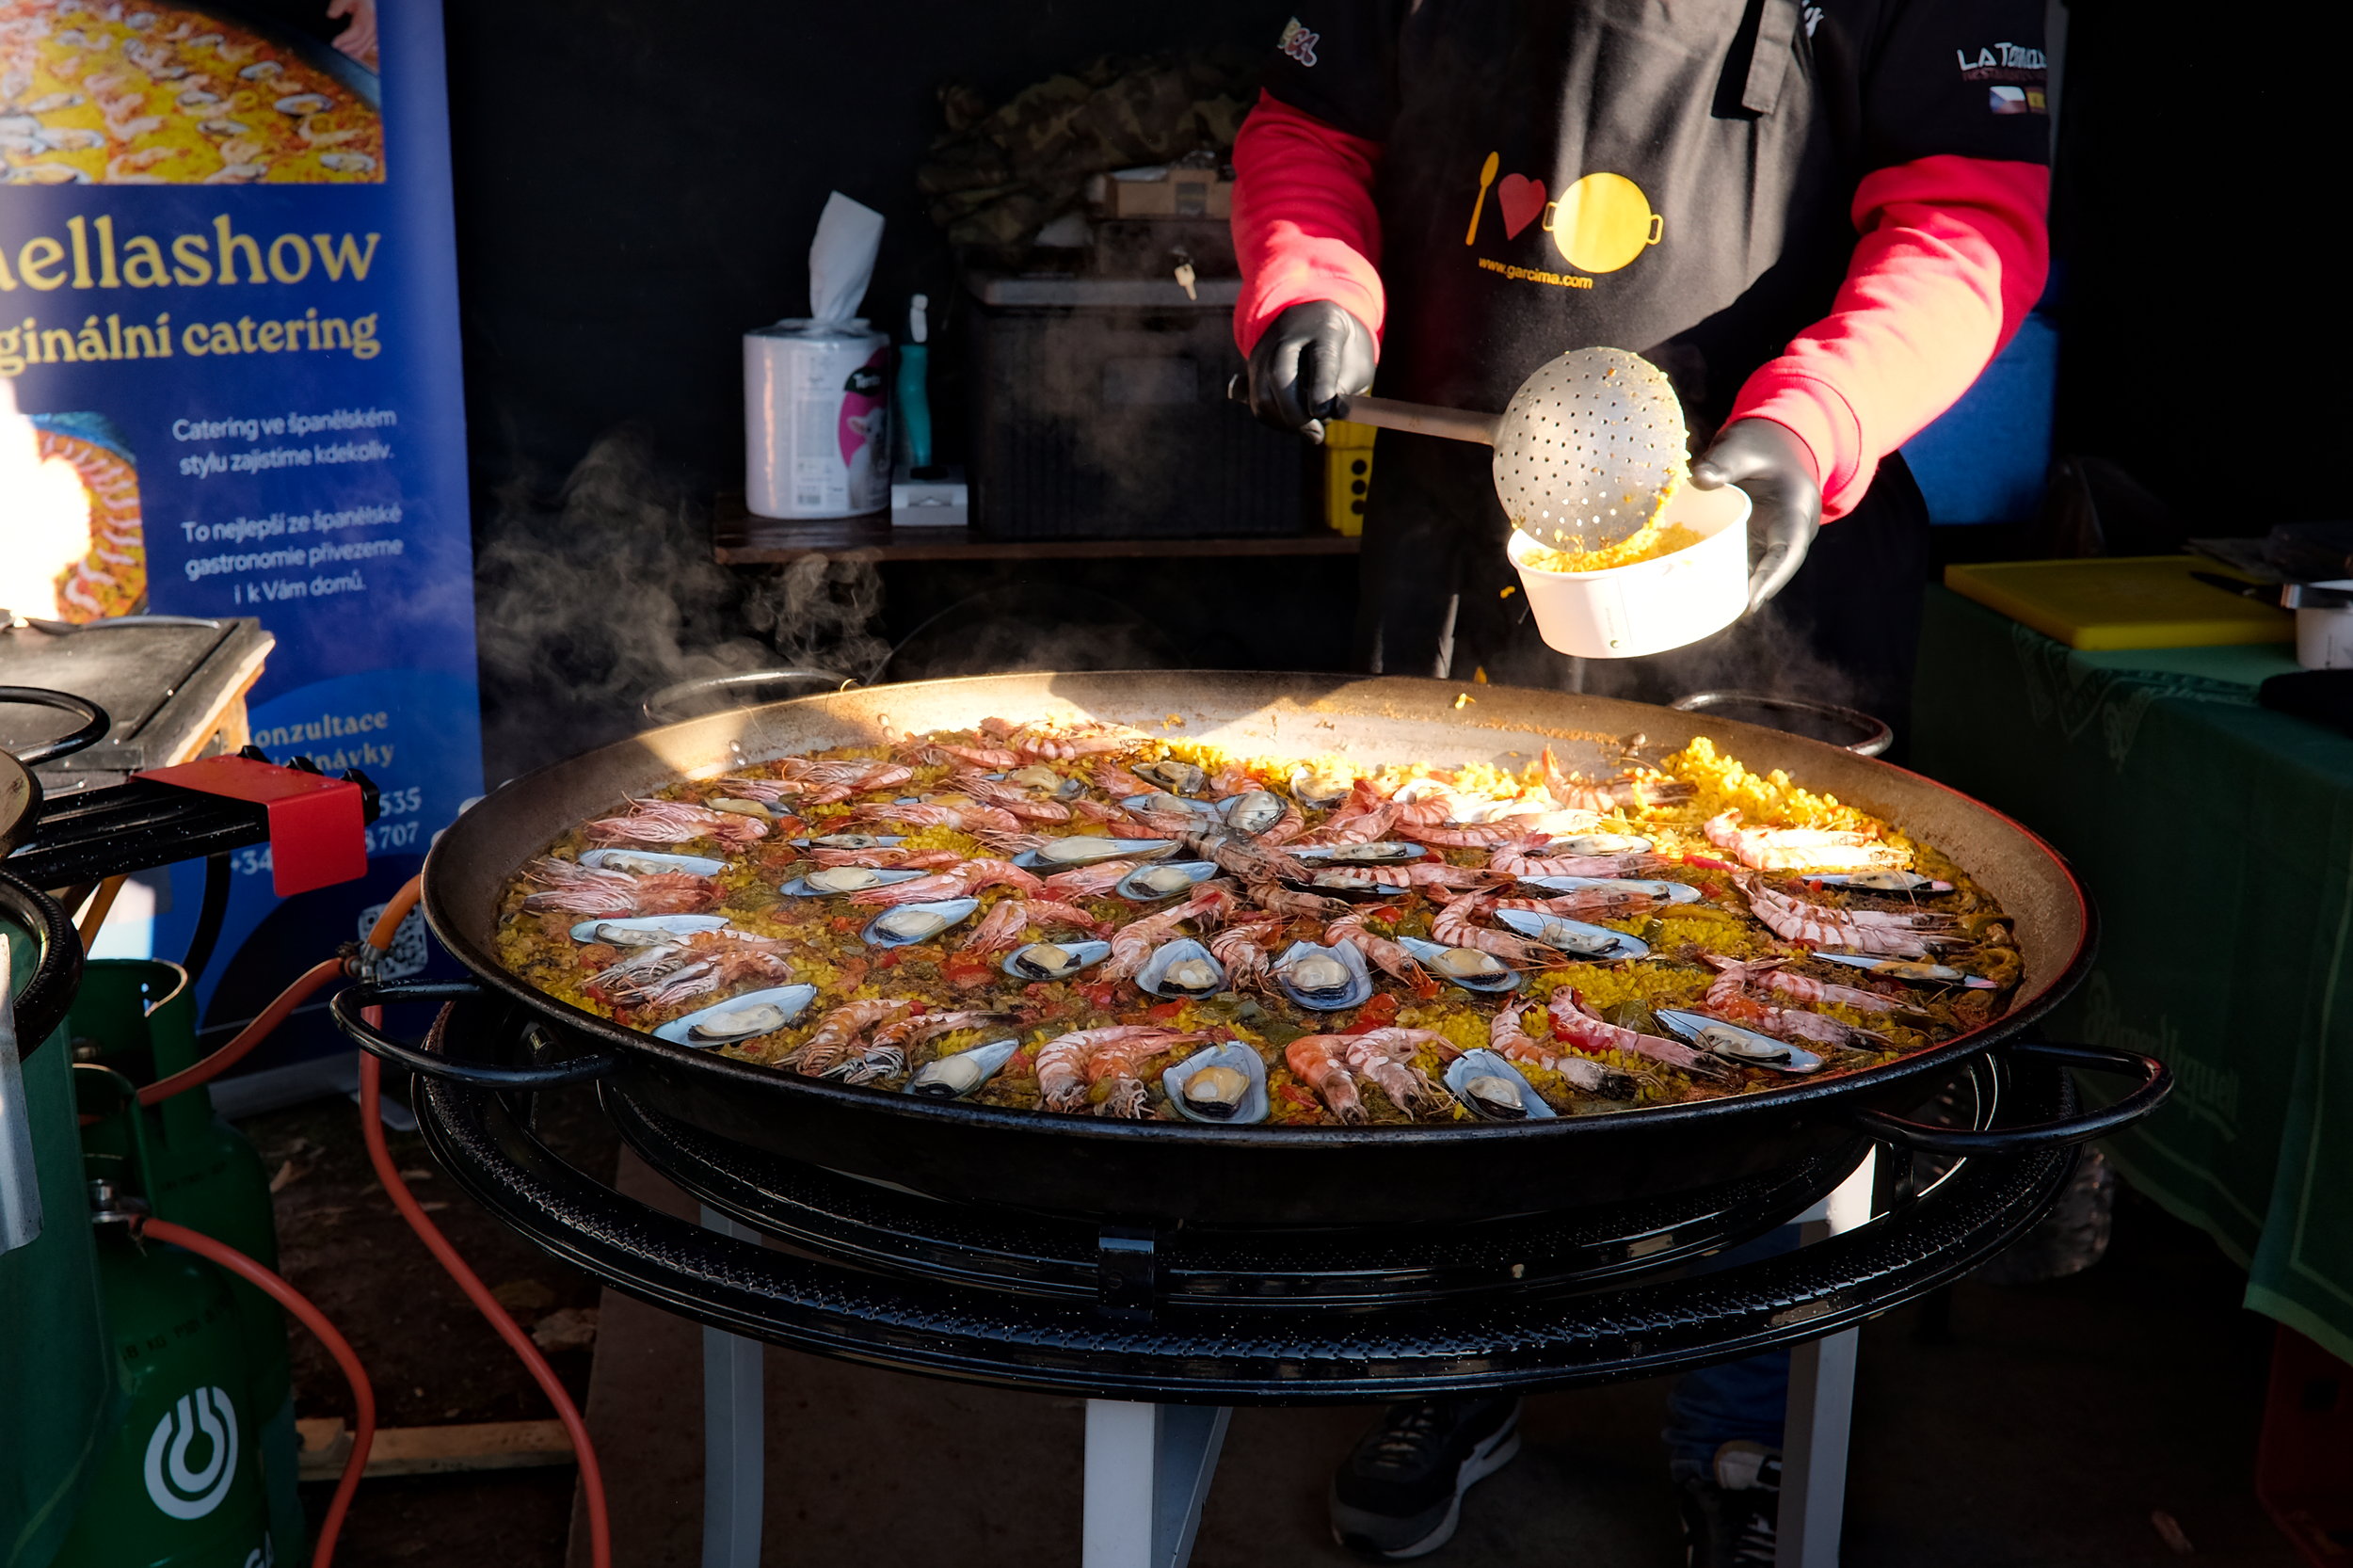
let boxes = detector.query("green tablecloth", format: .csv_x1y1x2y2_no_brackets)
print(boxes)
1914,586,2353,1364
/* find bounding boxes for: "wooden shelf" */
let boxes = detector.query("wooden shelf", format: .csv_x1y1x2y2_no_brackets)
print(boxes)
712,497,1360,565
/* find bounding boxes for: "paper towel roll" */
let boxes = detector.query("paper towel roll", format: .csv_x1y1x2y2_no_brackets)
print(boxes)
744,320,890,519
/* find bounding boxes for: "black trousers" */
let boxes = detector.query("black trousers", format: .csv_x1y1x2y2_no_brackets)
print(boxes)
1353,432,1931,744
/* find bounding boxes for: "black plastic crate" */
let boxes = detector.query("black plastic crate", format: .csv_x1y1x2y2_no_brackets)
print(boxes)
965,273,1305,539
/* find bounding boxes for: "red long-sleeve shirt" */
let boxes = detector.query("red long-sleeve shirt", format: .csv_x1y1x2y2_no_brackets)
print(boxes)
1231,91,2050,520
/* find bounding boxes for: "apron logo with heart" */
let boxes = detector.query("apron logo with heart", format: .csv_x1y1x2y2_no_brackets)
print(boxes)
1467,155,1665,277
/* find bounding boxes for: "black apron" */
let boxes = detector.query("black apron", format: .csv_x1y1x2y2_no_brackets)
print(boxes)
1266,0,1946,733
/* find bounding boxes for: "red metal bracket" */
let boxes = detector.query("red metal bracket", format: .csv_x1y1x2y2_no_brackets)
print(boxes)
136,755,368,897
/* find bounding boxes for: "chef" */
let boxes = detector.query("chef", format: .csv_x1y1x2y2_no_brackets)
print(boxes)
1235,0,2051,730
1230,0,2050,1559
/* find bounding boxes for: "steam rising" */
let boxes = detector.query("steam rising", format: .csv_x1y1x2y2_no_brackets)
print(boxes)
473,427,886,779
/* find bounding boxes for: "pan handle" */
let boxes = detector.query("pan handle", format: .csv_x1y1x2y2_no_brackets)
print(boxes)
1848,1039,2170,1157
330,981,621,1089
640,668,856,726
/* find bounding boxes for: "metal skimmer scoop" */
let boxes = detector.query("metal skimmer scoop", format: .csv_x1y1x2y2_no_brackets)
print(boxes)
1244,346,1689,550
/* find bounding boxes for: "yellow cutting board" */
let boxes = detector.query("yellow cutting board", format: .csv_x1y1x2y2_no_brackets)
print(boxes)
1943,555,2295,650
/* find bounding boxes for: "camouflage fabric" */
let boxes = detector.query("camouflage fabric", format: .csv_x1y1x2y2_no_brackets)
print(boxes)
920,49,1254,249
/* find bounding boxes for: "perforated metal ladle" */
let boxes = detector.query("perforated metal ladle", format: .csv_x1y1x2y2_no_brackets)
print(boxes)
1239,346,1689,549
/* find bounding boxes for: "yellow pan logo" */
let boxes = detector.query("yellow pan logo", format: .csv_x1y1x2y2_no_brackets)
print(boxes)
1544,173,1663,274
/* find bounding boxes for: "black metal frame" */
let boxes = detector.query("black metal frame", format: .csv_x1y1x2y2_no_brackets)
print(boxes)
406,996,2088,1404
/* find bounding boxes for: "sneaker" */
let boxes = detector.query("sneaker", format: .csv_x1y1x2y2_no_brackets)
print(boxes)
1328,1396,1523,1560
1678,1441,1782,1568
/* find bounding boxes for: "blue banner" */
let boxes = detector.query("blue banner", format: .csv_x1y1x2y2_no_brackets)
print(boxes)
3,0,478,1064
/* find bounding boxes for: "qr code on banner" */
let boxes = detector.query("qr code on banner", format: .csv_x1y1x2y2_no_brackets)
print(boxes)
356,900,429,979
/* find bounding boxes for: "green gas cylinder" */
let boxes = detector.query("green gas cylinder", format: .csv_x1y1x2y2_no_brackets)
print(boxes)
63,960,305,1560
52,1078,276,1568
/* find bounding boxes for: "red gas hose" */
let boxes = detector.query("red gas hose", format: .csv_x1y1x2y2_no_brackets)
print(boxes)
356,876,614,1568
137,958,348,1106
132,872,613,1568
133,1217,375,1568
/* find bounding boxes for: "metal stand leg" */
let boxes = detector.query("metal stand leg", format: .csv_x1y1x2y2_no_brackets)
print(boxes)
699,1206,766,1568
1778,1150,1876,1568
1082,1400,1232,1568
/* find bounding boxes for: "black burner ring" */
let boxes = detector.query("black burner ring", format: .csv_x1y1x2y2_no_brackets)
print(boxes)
414,1037,2081,1403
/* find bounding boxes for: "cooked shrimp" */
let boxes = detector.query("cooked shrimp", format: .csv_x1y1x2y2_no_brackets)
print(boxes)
1341,1028,1456,1112
1285,1035,1367,1124
1739,878,1959,958
1489,1008,1639,1098
584,797,767,849
794,999,915,1079
1489,836,1668,880
846,857,1046,906
808,846,965,870
845,1009,1008,1083
1104,885,1237,981
951,772,1073,823
1040,860,1136,901
978,716,1144,761
1429,894,1563,967
520,857,717,916
845,801,1023,836
931,742,1020,770
1207,917,1284,990
1035,1026,1207,1112
1539,746,1694,811
1705,809,1907,873
1324,912,1436,996
1312,862,1512,893
1242,876,1356,921
1547,990,1728,1080
1700,954,1918,1016
626,934,795,1008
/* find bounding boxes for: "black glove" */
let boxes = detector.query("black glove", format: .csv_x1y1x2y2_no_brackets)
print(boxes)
1689,419,1823,611
1244,301,1377,444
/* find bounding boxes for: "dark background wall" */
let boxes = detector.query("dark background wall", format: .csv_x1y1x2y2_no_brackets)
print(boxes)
441,0,1289,500
2048,0,2352,533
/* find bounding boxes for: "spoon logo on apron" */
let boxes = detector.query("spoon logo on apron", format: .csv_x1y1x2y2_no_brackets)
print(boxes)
1465,158,1664,277
143,1385,240,1520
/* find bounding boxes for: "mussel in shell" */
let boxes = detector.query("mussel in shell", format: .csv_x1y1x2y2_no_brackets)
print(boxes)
568,914,729,946
1396,936,1521,993
906,1039,1019,1099
1115,860,1217,901
1133,760,1208,794
1515,874,1702,905
1544,833,1654,856
1442,1049,1558,1120
1160,1041,1271,1124
653,984,818,1047
706,797,775,820
580,847,727,878
1654,1010,1824,1074
862,899,980,947
1807,870,1954,893
1125,792,1221,825
787,866,925,896
1016,838,1175,869
1809,952,1996,988
1491,909,1650,961
1273,940,1373,1011
1004,764,1085,799
792,833,904,851
1002,939,1112,981
1289,763,1353,809
1220,790,1287,836
1137,938,1226,1000
1290,841,1425,866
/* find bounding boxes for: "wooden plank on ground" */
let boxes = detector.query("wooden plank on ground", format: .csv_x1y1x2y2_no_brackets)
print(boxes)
296,1417,576,1480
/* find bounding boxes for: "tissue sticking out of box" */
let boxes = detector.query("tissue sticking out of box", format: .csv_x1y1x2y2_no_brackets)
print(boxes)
809,191,885,324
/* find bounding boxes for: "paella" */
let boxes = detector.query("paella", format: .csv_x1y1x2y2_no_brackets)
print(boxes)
491,717,2023,1128
0,0,382,185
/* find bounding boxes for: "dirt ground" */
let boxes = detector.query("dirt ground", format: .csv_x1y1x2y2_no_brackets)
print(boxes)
250,1074,617,1566
246,1080,2302,1568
